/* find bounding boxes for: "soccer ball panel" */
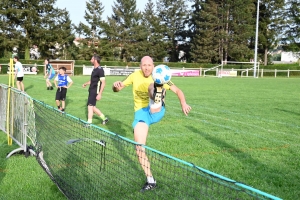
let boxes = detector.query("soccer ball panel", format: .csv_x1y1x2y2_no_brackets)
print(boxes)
152,64,172,84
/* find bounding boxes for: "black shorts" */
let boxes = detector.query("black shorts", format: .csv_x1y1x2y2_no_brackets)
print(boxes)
17,77,23,82
55,87,67,101
87,91,98,106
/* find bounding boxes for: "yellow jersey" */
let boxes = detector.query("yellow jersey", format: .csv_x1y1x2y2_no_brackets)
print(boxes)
123,70,172,111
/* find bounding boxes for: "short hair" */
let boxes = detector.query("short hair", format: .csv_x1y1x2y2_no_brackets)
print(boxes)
59,66,66,71
93,55,101,64
46,58,50,62
14,56,19,61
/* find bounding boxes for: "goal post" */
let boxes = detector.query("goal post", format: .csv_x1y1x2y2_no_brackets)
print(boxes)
219,61,260,78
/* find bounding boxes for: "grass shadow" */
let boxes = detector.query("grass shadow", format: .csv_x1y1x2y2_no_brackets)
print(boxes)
25,84,34,92
104,119,130,138
185,125,279,185
64,98,72,111
276,108,300,116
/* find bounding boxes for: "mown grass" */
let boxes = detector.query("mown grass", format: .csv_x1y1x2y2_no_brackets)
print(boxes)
0,74,299,199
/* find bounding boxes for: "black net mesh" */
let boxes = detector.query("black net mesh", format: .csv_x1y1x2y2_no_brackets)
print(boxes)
33,99,276,200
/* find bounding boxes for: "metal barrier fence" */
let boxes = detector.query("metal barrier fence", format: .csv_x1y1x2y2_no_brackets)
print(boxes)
0,84,36,157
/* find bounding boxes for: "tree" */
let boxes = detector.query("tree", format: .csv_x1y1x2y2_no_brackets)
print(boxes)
156,0,189,62
280,0,300,52
73,0,113,60
189,0,220,63
252,0,285,65
0,0,21,58
141,0,167,62
189,0,255,63
0,0,75,60
105,0,146,62
46,8,75,59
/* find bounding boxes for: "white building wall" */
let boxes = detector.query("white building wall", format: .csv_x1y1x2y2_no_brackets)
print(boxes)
281,52,300,62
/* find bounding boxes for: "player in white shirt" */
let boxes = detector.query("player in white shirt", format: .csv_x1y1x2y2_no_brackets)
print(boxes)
13,56,25,92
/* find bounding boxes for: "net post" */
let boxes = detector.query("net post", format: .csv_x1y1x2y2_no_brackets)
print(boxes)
257,62,260,78
7,58,14,145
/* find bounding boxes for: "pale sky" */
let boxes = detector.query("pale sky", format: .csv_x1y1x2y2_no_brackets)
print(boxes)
55,0,149,25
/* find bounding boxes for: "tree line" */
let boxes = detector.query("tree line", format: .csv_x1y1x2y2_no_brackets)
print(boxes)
0,0,299,64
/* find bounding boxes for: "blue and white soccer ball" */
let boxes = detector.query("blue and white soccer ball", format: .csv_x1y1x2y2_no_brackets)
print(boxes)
152,64,172,84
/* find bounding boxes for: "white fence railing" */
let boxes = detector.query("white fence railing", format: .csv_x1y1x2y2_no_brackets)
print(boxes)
0,62,44,75
203,65,222,77
202,67,300,78
2,63,300,78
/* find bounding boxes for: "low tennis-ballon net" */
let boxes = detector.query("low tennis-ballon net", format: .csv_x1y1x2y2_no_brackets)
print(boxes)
32,99,281,200
0,84,281,199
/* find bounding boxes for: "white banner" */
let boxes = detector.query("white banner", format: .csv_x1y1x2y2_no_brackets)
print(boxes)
218,70,237,77
83,66,111,76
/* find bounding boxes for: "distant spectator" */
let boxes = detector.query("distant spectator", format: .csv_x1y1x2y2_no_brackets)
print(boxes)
44,59,56,90
13,56,25,92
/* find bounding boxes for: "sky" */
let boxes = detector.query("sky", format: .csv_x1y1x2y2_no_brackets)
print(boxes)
55,0,149,25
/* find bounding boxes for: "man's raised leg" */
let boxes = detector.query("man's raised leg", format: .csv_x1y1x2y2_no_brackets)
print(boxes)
134,122,156,192
148,83,165,113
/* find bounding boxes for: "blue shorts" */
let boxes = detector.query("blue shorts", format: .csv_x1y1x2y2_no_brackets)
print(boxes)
132,106,165,128
48,73,55,80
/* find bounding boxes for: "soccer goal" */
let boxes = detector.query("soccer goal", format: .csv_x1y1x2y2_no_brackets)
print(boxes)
203,64,222,77
219,61,259,78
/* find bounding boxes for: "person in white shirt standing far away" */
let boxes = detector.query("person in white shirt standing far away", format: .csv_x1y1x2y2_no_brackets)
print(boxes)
13,56,25,92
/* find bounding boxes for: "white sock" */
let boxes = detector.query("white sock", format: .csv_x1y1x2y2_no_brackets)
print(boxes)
147,176,155,183
149,98,162,108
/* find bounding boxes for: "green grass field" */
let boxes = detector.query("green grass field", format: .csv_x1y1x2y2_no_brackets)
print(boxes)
0,74,299,199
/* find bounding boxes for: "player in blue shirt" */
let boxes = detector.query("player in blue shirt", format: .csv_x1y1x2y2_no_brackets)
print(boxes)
54,67,73,112
44,59,56,90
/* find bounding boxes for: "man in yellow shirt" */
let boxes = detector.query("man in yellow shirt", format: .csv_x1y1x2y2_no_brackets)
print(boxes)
112,56,191,192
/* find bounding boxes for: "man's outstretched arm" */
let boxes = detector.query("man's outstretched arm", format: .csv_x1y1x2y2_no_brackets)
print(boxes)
170,85,192,116
112,81,125,92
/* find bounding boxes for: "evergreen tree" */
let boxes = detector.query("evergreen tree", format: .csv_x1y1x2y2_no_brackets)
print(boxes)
189,0,254,63
253,0,285,65
0,0,75,59
156,0,189,62
189,0,220,63
0,0,21,58
225,0,254,61
280,0,300,52
73,0,112,60
105,0,145,62
45,8,75,59
141,0,167,62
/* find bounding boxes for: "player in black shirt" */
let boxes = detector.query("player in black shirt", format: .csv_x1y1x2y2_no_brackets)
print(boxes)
82,55,108,125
